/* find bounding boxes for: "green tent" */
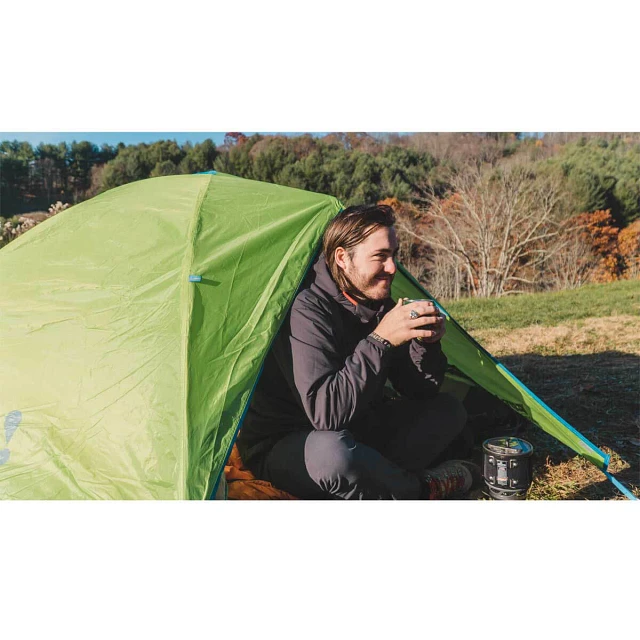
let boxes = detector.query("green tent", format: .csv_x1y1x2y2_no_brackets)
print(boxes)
0,172,632,499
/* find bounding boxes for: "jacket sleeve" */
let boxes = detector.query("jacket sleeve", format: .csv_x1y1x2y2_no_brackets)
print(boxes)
387,339,447,400
284,298,394,431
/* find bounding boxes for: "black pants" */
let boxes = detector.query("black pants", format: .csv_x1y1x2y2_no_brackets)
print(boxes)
253,393,472,500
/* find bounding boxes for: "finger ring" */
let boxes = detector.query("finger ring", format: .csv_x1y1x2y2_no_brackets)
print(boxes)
409,310,420,319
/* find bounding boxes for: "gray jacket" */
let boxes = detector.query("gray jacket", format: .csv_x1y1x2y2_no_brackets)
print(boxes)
236,256,447,468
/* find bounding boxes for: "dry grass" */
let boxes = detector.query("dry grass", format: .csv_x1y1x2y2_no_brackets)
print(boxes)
527,446,634,500
469,315,639,500
472,315,640,357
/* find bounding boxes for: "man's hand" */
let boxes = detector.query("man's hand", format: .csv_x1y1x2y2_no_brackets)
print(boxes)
374,298,446,347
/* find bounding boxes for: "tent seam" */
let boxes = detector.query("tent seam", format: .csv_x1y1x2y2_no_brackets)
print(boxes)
180,174,211,499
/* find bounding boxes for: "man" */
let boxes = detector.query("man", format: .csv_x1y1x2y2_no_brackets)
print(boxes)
237,204,480,499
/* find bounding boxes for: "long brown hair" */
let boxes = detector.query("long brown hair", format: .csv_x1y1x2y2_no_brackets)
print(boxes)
322,204,396,293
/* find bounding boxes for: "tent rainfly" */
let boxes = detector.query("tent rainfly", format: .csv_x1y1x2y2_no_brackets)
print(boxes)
0,172,635,500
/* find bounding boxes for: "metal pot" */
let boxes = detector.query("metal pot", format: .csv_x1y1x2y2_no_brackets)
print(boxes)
482,437,534,500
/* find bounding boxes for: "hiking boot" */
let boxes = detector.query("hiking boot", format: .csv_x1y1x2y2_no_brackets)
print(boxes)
422,460,482,500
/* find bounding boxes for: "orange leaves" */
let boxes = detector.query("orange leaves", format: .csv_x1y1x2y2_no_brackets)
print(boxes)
223,132,248,147
618,219,640,259
377,197,403,213
570,209,639,282
618,220,640,278
574,209,619,255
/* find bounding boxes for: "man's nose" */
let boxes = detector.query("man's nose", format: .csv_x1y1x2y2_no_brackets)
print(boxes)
384,257,397,275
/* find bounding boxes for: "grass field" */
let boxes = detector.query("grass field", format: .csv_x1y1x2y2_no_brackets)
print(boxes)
443,279,640,332
444,280,640,500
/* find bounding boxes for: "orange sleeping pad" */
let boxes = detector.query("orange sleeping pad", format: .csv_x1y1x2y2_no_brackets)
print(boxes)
224,443,298,500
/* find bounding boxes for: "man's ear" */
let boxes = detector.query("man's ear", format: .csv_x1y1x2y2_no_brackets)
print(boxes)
334,247,349,271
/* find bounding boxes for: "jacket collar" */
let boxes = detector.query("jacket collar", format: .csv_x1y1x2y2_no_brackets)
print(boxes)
312,255,391,324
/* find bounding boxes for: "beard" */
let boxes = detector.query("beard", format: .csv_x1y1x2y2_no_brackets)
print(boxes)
343,265,393,302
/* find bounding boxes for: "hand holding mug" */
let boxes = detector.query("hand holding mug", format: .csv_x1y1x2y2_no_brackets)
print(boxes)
374,298,445,346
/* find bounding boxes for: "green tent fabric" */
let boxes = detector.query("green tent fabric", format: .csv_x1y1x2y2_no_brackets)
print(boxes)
0,172,614,499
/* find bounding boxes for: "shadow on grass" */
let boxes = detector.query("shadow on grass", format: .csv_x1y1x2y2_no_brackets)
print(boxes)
493,351,639,500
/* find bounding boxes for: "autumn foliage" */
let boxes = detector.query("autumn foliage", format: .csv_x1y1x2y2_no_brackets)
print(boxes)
618,219,640,278
571,209,639,282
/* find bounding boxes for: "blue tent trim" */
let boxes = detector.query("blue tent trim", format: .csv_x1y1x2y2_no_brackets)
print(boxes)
602,470,638,500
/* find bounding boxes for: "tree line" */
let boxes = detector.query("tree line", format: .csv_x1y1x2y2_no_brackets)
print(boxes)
0,138,219,214
2,132,639,297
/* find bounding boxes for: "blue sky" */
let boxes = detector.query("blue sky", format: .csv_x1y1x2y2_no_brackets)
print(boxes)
0,132,331,147
0,132,542,149
1,132,542,146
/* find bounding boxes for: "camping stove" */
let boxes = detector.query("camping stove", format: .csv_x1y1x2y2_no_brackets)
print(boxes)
482,437,533,500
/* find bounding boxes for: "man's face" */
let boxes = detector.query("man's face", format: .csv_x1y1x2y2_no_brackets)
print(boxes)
340,226,399,301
